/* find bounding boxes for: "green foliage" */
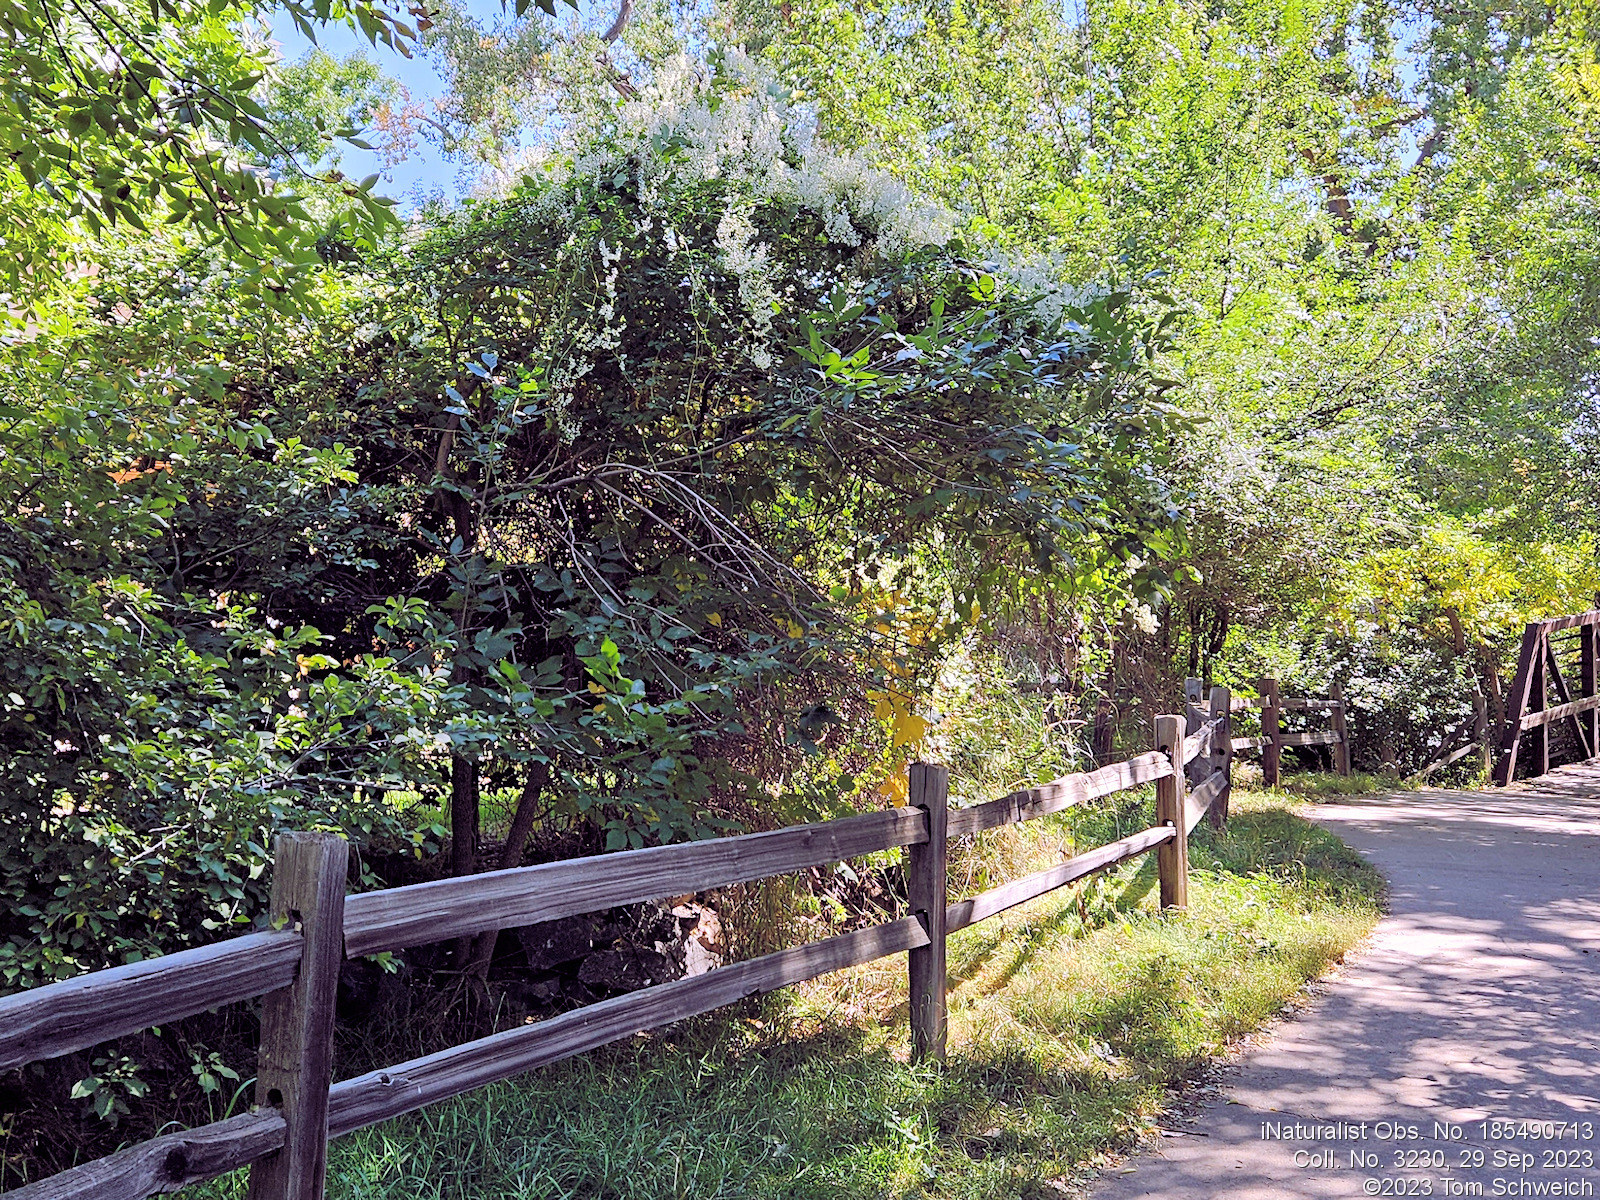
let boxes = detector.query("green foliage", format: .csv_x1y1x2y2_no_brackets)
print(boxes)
68,1054,147,1127
0,319,459,986
0,53,1190,994
269,58,1194,853
261,48,403,170
8,0,1600,1174
732,0,1600,743
0,0,412,307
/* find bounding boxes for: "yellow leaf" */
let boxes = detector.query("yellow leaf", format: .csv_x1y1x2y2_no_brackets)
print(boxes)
706,612,722,627
880,771,909,805
892,711,928,748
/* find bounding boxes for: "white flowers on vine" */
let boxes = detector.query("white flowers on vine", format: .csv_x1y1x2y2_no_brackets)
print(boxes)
1002,255,1110,342
714,206,779,369
476,51,959,369
607,51,955,258
467,48,1101,380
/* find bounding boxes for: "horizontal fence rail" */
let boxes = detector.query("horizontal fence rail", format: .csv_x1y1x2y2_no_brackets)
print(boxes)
328,918,931,1137
343,805,930,957
0,930,304,1075
4,691,1245,1200
11,1111,289,1200
944,752,1171,838
944,825,1176,934
1191,676,1350,787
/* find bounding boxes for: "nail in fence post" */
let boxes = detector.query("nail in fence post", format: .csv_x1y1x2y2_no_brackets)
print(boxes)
248,832,348,1200
1329,683,1352,777
1208,686,1232,828
907,762,948,1064
1153,715,1188,911
1259,676,1281,789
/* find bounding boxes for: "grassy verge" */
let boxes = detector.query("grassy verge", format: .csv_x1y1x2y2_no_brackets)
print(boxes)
203,787,1383,1200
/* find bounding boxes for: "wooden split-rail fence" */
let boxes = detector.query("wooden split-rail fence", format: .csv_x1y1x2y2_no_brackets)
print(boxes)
1184,676,1350,788
0,694,1241,1200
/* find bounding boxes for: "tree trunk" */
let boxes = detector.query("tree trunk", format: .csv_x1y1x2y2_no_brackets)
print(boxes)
461,761,551,983
448,755,481,982
450,754,479,879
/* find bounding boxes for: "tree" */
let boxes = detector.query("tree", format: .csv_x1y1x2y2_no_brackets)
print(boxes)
0,0,416,308
709,0,1600,764
0,51,1189,997
293,51,1190,883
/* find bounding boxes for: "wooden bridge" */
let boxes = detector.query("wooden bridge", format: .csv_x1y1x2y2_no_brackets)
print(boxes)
1493,607,1600,785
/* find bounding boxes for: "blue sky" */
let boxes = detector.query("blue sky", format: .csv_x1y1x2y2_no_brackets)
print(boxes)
267,10,462,204
269,0,612,205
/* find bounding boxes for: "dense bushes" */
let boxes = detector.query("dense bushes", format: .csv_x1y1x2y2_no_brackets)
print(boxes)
0,55,1192,1002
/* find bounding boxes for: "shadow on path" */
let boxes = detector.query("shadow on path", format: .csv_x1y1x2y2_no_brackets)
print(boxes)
1092,764,1600,1199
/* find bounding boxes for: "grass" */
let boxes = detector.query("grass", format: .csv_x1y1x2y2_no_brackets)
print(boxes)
202,787,1384,1200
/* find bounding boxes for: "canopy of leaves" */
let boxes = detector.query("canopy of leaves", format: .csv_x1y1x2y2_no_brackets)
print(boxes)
1,55,1188,993
0,0,419,308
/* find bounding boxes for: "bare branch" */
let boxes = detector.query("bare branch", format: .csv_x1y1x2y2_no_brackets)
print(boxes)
600,0,633,43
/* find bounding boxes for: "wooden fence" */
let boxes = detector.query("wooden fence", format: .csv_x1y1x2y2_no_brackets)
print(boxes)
1184,676,1350,788
0,696,1237,1200
1494,607,1600,785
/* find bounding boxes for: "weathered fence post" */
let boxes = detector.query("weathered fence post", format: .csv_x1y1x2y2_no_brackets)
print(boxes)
907,762,948,1064
1530,643,1549,778
1153,714,1188,911
248,832,348,1200
1208,686,1232,827
1329,683,1352,777
1495,621,1543,785
1183,677,1205,787
1259,676,1281,788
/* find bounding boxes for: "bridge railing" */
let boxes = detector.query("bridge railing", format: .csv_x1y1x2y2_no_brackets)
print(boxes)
1494,608,1600,785
1411,693,1489,784
0,699,1236,1200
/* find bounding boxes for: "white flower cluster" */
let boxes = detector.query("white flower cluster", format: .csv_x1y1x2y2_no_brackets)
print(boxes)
714,206,779,369
607,51,955,257
1000,253,1109,339
473,51,959,371
1129,602,1159,635
597,51,955,367
477,51,955,260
